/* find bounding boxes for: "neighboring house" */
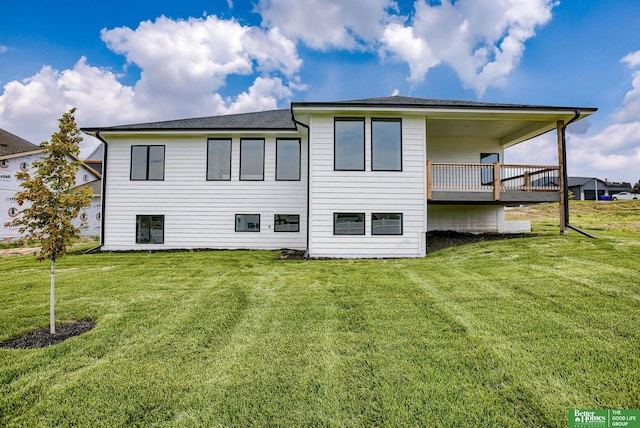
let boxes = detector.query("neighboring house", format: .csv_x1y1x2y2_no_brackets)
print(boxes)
604,180,633,197
83,96,596,258
567,177,632,200
0,128,102,241
568,177,607,201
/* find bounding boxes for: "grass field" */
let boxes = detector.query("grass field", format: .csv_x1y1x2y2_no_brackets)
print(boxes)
1,201,639,427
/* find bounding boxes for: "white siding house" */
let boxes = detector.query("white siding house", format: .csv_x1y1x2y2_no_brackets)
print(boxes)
83,96,596,258
1,128,102,241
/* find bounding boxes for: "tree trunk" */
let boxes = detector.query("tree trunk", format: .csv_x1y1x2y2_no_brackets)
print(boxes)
50,259,56,335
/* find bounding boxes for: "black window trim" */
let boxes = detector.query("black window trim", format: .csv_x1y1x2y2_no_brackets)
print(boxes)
371,118,403,172
275,138,302,181
371,212,403,236
206,138,232,181
333,212,366,236
240,138,265,181
130,145,165,181
135,214,165,244
235,213,261,232
334,117,365,172
274,214,300,232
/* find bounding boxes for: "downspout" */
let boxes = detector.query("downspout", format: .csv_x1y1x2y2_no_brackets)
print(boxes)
292,114,311,259
84,130,108,253
561,111,597,239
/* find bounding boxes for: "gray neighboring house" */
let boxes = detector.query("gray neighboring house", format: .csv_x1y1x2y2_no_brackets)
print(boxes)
568,177,633,200
568,177,607,200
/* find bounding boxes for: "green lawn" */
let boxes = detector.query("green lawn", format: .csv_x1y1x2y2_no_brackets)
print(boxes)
1,202,639,427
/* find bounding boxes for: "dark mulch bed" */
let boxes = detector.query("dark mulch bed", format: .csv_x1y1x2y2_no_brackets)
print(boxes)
277,249,306,260
426,231,533,253
0,318,96,349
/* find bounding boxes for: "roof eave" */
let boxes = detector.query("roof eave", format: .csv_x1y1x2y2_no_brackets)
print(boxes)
82,127,299,137
0,148,43,160
291,102,597,116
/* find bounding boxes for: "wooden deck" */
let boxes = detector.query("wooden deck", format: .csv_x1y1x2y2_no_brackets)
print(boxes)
427,162,561,204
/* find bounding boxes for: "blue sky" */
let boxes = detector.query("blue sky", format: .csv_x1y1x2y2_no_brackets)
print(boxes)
1,0,640,182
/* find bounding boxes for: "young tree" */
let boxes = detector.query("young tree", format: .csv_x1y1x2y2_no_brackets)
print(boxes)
5,108,92,334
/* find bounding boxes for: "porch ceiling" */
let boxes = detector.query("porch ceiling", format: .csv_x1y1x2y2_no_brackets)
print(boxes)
426,117,558,147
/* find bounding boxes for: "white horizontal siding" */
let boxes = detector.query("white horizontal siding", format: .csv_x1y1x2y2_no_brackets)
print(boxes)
427,136,504,163
103,135,307,251
308,115,426,258
427,205,503,232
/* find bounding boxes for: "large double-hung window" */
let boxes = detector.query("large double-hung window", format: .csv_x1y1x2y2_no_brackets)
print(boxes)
240,139,265,180
207,138,232,180
371,119,402,171
334,118,365,171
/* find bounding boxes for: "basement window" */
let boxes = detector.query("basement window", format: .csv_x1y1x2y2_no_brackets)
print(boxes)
236,214,260,232
333,213,365,235
136,215,164,244
274,214,299,232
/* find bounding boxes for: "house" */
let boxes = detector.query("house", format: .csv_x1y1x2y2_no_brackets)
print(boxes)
82,96,596,258
0,128,102,241
603,180,633,197
567,177,633,200
568,177,607,200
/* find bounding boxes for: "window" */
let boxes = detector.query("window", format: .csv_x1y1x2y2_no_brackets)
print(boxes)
240,139,264,180
333,213,365,235
276,139,301,181
372,119,402,171
235,214,260,232
274,214,299,232
136,215,164,244
335,118,365,171
207,138,231,180
480,153,499,185
372,213,403,235
131,145,165,180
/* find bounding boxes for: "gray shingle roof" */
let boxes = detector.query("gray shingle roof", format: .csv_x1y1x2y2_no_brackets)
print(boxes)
83,96,597,133
85,109,295,132
293,95,597,112
0,128,41,157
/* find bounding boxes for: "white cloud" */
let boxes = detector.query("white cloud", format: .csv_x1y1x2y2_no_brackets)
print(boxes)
0,15,304,154
220,76,293,115
0,45,8,54
381,0,556,96
0,66,68,144
257,0,397,50
100,15,302,119
622,50,640,68
613,53,640,124
381,23,440,83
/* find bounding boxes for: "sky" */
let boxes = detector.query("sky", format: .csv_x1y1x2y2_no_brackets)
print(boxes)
1,0,639,183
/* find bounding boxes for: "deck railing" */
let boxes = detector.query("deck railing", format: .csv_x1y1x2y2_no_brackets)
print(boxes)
426,161,560,200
